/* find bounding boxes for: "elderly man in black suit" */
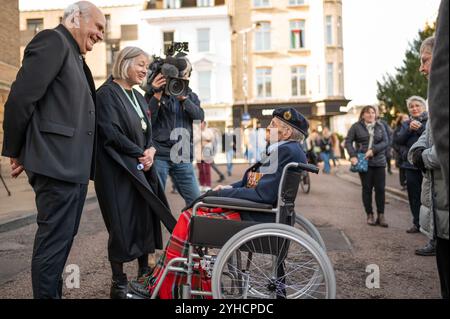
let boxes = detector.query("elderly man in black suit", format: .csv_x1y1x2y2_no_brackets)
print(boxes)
1,1,105,298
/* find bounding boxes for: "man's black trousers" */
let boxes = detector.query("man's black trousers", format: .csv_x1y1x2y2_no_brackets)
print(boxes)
436,237,449,299
27,171,88,299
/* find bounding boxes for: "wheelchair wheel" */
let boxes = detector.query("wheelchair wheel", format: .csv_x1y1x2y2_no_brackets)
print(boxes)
300,173,311,194
295,213,326,251
211,223,336,299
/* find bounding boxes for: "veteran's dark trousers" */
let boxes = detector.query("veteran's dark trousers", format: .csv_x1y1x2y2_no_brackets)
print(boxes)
27,171,88,299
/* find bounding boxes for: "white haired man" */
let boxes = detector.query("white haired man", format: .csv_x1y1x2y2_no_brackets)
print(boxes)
409,35,449,298
1,1,105,298
427,0,449,299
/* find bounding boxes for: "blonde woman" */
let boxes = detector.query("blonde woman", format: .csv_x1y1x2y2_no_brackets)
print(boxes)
94,47,176,299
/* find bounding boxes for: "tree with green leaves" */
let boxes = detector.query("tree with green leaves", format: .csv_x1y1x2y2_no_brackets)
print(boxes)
377,22,436,124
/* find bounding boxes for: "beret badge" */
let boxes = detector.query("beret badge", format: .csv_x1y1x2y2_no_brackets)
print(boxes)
283,111,292,121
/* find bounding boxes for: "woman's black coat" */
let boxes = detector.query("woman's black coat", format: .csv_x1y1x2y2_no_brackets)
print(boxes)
94,77,176,263
345,120,389,167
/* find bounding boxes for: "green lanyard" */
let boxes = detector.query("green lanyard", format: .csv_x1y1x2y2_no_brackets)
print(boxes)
119,85,147,132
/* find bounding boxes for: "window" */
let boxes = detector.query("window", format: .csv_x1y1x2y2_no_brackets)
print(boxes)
325,15,333,46
327,63,334,96
163,31,174,55
121,25,138,41
289,0,305,5
255,22,271,51
165,0,181,9
198,71,212,103
26,18,44,34
256,68,272,98
105,14,111,39
338,63,344,95
290,20,306,49
107,41,120,76
337,16,343,46
253,0,270,7
292,66,307,97
197,28,210,52
197,0,214,6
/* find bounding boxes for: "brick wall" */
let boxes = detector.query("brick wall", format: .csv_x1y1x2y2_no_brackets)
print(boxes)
0,0,20,162
0,90,8,174
0,0,20,67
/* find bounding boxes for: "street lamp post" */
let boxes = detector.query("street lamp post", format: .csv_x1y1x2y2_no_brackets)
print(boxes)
242,30,249,116
234,23,261,126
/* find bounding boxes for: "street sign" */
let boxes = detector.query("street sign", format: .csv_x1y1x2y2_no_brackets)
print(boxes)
242,112,251,121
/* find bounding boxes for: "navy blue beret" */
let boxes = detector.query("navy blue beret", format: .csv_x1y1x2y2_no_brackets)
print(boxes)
273,107,309,137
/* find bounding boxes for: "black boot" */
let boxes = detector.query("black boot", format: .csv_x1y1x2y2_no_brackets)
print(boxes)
110,275,128,299
138,266,154,279
137,254,154,279
129,278,152,299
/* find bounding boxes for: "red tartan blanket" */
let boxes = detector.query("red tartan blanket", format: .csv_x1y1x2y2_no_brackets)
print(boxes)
144,207,241,299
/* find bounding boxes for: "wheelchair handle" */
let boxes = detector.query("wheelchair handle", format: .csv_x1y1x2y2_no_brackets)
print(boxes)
294,162,320,174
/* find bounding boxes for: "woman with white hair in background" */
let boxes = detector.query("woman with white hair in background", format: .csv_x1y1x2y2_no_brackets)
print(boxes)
393,96,428,235
94,47,176,299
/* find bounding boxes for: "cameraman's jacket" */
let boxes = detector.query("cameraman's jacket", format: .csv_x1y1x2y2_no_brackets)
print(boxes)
146,89,204,162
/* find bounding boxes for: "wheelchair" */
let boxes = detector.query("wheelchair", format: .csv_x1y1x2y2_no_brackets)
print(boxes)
299,170,311,194
146,162,335,299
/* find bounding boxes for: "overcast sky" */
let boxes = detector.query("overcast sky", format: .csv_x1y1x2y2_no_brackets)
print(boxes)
20,0,442,105
342,0,441,105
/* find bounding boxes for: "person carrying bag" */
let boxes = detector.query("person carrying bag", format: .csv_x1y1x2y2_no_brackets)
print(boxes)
345,106,389,226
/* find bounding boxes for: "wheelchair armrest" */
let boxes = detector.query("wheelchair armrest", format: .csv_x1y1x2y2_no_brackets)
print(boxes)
202,196,274,211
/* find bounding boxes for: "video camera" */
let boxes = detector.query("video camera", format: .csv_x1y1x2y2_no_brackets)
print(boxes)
147,42,191,97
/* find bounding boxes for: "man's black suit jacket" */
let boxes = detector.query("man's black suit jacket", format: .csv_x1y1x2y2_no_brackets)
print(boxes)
2,24,96,184
429,0,449,202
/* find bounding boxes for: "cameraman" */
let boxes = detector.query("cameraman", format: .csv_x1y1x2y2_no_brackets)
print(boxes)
146,69,204,206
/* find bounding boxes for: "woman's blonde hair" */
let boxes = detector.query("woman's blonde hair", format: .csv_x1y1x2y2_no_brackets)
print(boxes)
112,46,150,80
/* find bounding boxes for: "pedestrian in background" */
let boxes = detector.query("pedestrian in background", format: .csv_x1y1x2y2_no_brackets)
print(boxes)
379,117,394,175
392,113,410,190
307,129,321,165
209,127,225,183
197,121,213,192
1,2,105,298
319,127,333,174
223,126,236,177
393,96,428,234
331,132,342,166
255,121,267,162
345,105,389,227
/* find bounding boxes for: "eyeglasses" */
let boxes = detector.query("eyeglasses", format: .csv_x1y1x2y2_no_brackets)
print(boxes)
268,120,291,132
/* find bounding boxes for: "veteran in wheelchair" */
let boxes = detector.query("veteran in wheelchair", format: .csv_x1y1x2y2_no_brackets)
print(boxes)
128,107,336,299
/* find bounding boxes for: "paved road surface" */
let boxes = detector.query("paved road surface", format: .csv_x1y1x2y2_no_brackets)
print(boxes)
0,165,441,299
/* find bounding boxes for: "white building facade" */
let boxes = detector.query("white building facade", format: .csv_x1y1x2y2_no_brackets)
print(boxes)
230,0,349,131
139,2,234,129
